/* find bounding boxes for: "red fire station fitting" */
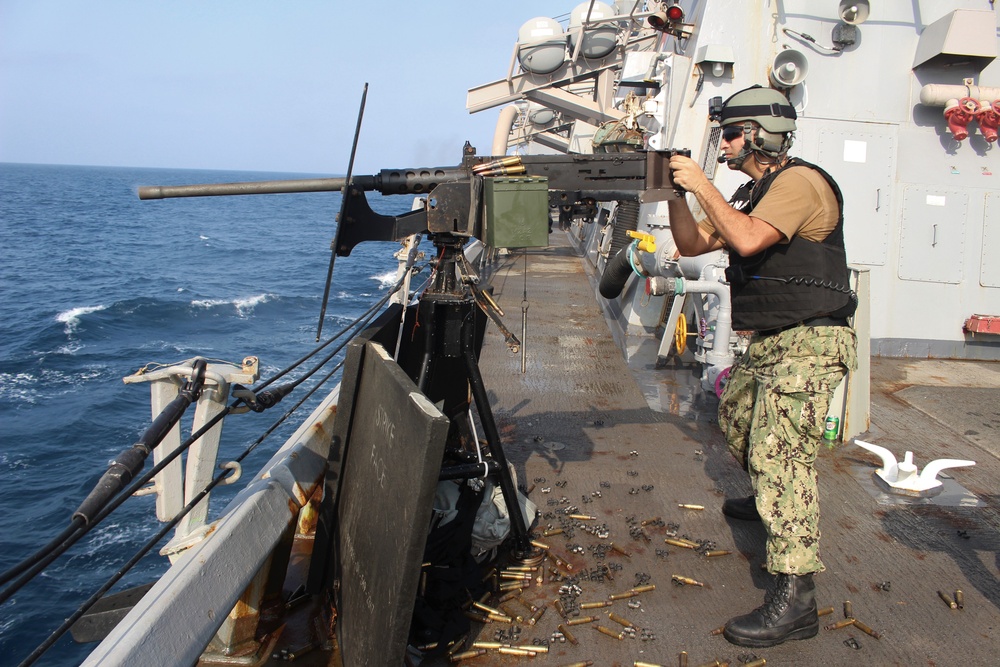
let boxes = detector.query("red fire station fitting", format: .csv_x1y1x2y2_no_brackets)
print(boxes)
977,100,1000,143
943,96,979,141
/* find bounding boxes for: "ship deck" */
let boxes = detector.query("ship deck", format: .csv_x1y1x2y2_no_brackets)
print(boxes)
441,231,1000,666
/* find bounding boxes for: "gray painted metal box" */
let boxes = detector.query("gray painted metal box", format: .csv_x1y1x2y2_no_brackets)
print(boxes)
483,177,549,248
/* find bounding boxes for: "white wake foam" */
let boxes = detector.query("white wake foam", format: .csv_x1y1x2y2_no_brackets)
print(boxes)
56,304,108,334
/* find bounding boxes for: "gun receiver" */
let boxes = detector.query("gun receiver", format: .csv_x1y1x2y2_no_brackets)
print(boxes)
138,150,679,256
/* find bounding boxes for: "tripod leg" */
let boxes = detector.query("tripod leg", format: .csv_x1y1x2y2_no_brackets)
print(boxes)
460,316,533,557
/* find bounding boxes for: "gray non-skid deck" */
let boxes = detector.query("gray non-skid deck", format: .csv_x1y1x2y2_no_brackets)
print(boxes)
460,232,1000,666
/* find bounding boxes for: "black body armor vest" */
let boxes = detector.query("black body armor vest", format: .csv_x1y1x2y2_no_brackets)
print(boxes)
725,158,857,331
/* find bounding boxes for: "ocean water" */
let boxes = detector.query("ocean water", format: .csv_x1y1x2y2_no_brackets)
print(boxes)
0,162,415,665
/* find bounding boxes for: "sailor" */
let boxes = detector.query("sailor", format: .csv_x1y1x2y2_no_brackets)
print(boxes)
665,85,858,648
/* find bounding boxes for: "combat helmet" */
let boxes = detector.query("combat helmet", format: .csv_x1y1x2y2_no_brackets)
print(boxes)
718,85,796,163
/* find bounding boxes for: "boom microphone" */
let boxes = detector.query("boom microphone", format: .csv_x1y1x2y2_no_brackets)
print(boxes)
717,156,728,164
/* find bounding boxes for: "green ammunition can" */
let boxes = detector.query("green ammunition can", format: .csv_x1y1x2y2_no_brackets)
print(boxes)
483,177,549,248
823,416,840,441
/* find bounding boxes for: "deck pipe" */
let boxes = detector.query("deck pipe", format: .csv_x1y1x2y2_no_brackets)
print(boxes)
649,276,735,369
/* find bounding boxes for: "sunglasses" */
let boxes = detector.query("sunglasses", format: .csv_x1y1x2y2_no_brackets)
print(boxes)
722,126,744,142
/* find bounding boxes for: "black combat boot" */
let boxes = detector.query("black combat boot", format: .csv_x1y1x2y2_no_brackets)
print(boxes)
723,573,819,647
722,495,761,521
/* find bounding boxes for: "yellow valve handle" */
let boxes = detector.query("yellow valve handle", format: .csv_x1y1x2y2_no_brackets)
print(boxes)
626,230,657,253
674,312,688,355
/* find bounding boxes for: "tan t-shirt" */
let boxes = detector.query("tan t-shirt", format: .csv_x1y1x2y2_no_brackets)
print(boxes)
699,165,839,243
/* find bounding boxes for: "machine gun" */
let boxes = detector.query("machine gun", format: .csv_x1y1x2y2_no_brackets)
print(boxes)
137,147,682,561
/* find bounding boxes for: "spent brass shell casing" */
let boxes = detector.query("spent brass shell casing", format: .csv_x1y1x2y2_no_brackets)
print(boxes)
498,589,521,603
519,643,549,653
843,600,853,618
487,612,513,624
500,572,532,580
852,619,882,639
631,584,656,593
955,589,965,609
568,514,597,520
505,565,535,573
498,581,525,591
665,538,697,549
528,605,547,625
634,662,665,667
464,610,489,623
610,542,632,557
515,596,538,613
498,647,535,657
710,625,725,636
744,659,766,667
566,615,598,625
531,539,550,550
671,575,705,587
695,661,723,667
680,651,689,667
499,604,523,623
559,662,593,667
609,611,636,628
595,625,624,640
678,504,704,510
817,605,835,617
580,600,613,609
447,636,469,656
609,590,639,600
450,649,486,662
640,517,661,526
559,624,579,645
472,601,501,615
554,599,567,618
938,590,958,609
543,527,564,537
825,618,856,630
472,641,504,649
705,550,732,558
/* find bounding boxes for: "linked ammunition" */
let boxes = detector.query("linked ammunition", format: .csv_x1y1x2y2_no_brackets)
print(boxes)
665,538,697,549
678,504,704,510
955,589,964,609
449,649,486,662
543,527,564,537
938,590,958,609
817,605,835,617
566,615,598,625
843,600,853,618
596,625,624,640
610,542,632,557
852,619,882,639
609,612,636,628
824,618,856,630
705,550,732,558
580,600,613,609
558,624,579,645
671,575,705,587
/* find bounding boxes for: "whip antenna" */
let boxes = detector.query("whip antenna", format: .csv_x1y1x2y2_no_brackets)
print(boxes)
317,82,368,341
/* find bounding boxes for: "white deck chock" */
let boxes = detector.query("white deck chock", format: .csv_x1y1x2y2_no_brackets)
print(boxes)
854,439,975,497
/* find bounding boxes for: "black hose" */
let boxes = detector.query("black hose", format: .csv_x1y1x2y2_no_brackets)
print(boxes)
599,246,636,299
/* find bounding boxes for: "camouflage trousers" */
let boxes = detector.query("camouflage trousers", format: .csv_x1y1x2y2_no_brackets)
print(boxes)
718,325,857,575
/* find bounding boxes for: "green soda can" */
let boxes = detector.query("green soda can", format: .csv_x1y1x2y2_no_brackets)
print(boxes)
823,416,840,441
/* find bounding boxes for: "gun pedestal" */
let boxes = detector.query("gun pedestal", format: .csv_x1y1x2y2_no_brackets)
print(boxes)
408,236,538,562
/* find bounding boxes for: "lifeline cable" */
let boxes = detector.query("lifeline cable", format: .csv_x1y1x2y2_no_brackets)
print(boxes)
0,266,418,606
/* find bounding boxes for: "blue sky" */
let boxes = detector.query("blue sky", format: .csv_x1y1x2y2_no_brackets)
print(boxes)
0,0,574,174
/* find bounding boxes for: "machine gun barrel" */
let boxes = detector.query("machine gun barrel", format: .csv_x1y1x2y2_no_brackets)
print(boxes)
137,165,472,200
137,176,379,200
